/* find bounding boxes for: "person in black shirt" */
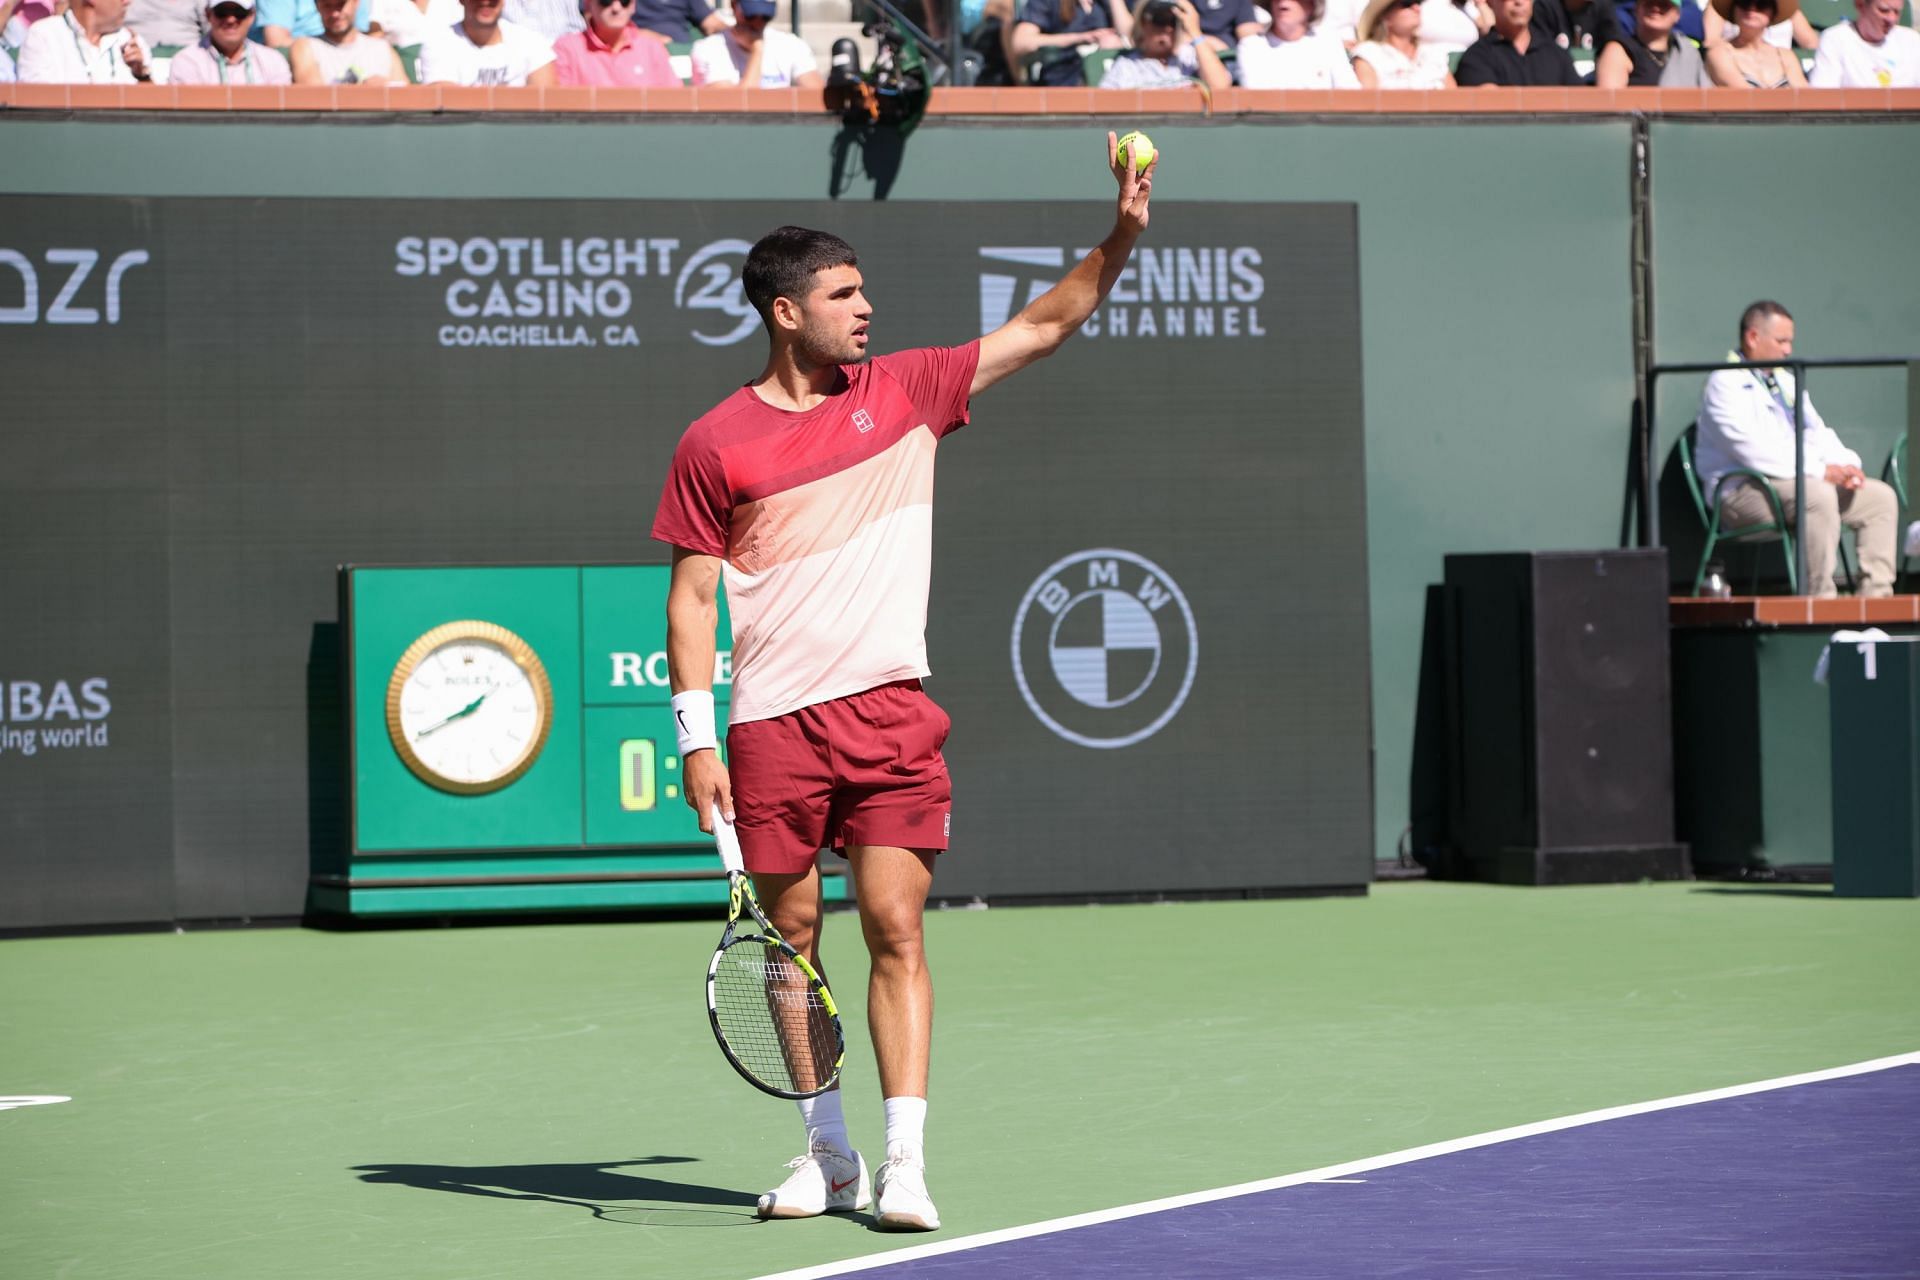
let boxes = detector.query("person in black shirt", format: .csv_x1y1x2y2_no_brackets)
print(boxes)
1531,0,1619,55
1455,0,1582,82
1596,0,1709,84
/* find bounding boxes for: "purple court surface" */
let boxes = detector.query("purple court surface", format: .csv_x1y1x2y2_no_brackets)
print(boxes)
789,1061,1920,1279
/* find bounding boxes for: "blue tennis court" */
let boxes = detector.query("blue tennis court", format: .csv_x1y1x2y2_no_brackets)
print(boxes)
765,1057,1920,1280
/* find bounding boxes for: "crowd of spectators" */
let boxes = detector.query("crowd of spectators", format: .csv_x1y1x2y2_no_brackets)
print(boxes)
2,0,1916,88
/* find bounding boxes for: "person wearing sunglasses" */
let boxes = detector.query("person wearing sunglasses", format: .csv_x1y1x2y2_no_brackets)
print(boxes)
1595,0,1707,85
1702,0,1803,85
290,0,404,80
1352,0,1454,86
1808,0,1920,86
688,0,820,87
418,0,555,84
169,0,293,81
552,0,678,84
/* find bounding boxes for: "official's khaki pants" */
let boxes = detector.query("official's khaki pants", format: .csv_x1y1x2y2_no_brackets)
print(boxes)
1717,476,1899,597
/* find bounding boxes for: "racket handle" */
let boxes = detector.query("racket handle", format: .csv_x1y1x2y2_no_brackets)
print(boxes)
712,807,745,874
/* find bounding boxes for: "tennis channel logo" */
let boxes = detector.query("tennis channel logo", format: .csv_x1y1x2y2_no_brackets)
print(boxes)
1010,550,1197,750
978,245,1267,340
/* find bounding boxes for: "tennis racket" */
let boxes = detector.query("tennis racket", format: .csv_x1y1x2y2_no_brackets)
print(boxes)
704,811,845,1100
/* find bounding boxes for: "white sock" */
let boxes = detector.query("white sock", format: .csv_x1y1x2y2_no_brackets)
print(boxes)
883,1095,927,1162
798,1090,852,1159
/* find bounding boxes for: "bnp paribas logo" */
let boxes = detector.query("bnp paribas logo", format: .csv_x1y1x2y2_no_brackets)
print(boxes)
1010,549,1198,750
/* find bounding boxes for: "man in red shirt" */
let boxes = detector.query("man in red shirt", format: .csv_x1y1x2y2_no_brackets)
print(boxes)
652,134,1156,1234
552,0,679,86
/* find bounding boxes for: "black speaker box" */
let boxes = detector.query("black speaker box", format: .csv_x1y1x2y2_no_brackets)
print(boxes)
1440,551,1690,885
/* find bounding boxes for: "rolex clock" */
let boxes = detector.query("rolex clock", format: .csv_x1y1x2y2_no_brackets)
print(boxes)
385,620,555,794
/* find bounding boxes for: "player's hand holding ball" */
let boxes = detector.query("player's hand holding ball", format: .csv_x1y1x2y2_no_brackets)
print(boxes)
1108,130,1156,235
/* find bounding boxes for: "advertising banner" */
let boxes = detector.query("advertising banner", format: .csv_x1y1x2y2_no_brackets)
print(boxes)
0,194,1367,926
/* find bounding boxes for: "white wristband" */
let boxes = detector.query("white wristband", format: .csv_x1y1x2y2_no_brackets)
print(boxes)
671,690,719,757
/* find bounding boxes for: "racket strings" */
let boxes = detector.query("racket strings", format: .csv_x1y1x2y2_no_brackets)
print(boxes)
712,938,839,1095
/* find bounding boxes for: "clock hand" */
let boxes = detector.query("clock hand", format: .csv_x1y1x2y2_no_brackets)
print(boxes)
415,691,490,740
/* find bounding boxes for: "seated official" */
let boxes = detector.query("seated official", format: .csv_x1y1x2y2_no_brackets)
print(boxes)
1236,0,1364,86
418,0,556,83
1596,0,1708,85
1352,0,1456,86
1454,0,1581,83
1099,0,1233,90
1010,0,1131,87
554,0,679,84
688,0,819,85
291,0,405,81
1695,300,1898,599
170,0,293,82
1703,0,1805,86
1808,0,1920,87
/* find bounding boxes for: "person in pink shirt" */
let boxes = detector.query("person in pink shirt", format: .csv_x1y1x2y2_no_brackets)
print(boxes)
552,0,677,85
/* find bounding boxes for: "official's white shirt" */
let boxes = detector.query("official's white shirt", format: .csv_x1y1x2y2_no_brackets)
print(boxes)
1808,19,1920,87
1695,356,1862,505
689,26,816,86
17,12,141,83
417,17,555,85
1235,30,1361,86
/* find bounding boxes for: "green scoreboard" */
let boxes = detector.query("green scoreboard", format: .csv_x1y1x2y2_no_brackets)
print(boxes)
316,564,847,917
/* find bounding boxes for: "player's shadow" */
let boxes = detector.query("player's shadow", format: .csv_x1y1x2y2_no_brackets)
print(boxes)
353,1156,761,1226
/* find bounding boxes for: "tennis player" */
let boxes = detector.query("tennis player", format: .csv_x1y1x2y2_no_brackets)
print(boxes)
652,133,1155,1232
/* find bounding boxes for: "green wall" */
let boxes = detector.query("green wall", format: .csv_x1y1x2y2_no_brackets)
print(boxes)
9,113,1912,866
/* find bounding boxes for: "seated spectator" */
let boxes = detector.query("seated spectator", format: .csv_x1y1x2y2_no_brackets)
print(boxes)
368,0,461,46
1099,0,1233,88
1694,0,1817,52
1454,0,1581,80
1696,300,1897,598
18,0,152,81
554,0,678,83
1531,0,1617,54
170,0,292,79
126,0,205,49
1236,0,1363,85
1703,0,1804,85
688,0,820,86
1596,0,1708,82
1808,0,1920,85
256,0,371,49
1190,0,1262,50
291,0,403,79
630,0,720,41
1352,0,1455,84
1010,0,1131,87
502,0,576,40
418,0,554,82
1418,0,1490,56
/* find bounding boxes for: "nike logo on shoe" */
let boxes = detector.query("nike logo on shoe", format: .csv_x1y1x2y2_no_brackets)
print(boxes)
830,1175,859,1193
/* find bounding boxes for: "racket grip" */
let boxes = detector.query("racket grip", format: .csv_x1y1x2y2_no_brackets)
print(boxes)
712,807,745,874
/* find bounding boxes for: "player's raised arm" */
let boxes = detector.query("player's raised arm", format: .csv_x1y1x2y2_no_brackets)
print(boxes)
969,132,1156,398
666,545,733,831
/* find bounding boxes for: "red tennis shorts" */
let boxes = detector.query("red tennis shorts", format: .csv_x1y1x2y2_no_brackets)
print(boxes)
726,680,953,876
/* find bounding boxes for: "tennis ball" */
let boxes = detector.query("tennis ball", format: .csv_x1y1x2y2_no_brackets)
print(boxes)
1116,130,1156,173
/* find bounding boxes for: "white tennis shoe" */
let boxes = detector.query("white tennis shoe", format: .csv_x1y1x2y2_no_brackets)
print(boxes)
874,1146,940,1231
756,1141,870,1219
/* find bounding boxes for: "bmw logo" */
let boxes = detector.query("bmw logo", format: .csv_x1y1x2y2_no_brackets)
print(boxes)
1010,548,1198,750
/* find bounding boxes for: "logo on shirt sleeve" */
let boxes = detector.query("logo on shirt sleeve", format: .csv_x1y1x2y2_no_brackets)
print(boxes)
852,409,876,433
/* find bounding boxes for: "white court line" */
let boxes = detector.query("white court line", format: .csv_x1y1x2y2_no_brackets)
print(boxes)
752,1051,1920,1280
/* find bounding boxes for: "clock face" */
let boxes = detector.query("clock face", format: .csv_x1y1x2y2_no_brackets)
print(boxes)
385,621,553,794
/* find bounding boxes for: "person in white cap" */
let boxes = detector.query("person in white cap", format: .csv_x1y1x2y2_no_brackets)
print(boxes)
689,0,820,86
169,0,293,82
17,0,152,82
